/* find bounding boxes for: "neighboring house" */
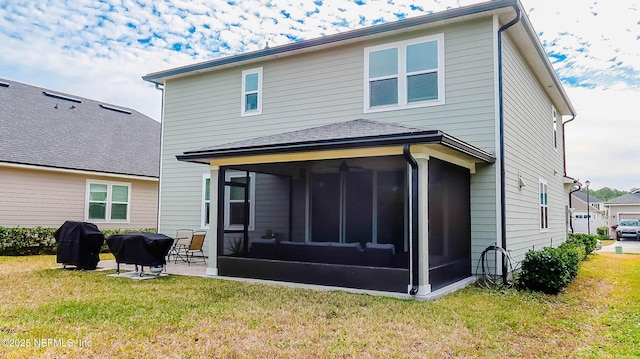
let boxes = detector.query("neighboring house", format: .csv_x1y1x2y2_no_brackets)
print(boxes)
605,189,640,228
143,0,576,297
570,191,607,235
0,78,160,230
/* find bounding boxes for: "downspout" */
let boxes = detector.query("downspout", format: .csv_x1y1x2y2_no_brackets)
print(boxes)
568,181,582,233
403,145,419,295
154,82,165,231
498,7,521,284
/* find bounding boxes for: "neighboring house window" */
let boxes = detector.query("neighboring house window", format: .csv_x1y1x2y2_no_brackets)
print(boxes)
202,175,211,228
241,67,263,116
552,107,558,149
204,172,256,230
86,181,130,222
539,179,548,230
364,34,444,112
225,172,255,230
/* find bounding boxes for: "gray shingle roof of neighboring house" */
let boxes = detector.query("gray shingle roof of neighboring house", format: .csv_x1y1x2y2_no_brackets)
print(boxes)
0,78,160,178
573,191,604,203
177,119,496,164
606,193,640,205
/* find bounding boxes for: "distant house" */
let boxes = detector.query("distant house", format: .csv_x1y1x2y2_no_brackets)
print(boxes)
0,78,160,230
570,191,606,235
143,0,577,297
605,189,640,227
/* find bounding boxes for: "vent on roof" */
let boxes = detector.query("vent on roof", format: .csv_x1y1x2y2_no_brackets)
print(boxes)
43,91,82,103
99,104,132,114
0,81,9,87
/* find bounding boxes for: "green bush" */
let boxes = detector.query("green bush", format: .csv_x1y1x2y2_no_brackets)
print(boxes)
567,233,598,254
0,227,57,255
0,226,156,256
558,242,585,280
519,247,573,294
596,226,609,237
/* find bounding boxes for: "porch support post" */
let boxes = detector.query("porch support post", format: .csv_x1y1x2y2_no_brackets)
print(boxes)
413,153,431,296
206,165,220,276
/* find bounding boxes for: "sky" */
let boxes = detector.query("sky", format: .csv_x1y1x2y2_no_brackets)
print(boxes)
1,0,638,191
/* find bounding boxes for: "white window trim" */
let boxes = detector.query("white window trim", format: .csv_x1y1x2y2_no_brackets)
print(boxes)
241,67,263,116
539,178,548,232
85,180,131,223
202,174,211,229
364,34,445,113
552,106,558,150
224,171,256,231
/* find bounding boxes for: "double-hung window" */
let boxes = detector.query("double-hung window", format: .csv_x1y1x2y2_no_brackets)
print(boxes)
365,34,444,112
86,181,130,222
241,67,263,116
202,175,211,228
539,179,548,231
225,172,255,230
202,172,256,230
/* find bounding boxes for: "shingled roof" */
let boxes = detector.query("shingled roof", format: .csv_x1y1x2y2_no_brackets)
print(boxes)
177,119,496,164
0,78,160,178
572,191,604,204
606,192,640,205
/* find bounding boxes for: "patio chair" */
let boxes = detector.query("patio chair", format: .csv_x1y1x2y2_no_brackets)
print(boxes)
167,229,193,263
181,230,207,265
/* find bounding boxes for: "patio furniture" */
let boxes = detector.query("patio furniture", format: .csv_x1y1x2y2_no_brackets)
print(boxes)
54,221,105,270
176,230,207,265
167,229,193,263
106,232,174,275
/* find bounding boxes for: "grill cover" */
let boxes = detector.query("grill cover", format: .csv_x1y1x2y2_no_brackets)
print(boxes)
106,232,174,267
55,221,105,270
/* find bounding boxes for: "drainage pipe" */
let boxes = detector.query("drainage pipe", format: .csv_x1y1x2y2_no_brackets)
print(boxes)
498,7,521,284
403,145,420,295
568,181,582,233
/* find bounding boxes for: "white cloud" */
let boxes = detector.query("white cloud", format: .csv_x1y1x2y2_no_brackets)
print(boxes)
0,0,638,190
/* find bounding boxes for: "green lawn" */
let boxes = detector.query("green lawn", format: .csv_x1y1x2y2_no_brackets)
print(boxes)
0,252,639,358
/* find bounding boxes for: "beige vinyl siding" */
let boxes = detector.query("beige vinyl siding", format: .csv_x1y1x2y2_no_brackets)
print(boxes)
159,17,499,259
501,33,567,262
0,165,158,230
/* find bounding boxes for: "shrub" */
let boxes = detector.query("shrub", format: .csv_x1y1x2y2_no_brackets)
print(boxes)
567,233,598,254
0,226,156,256
596,226,609,237
519,247,573,294
558,242,584,280
0,227,57,255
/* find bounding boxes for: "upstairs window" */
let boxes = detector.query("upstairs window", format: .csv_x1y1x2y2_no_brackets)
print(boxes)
86,181,130,222
365,34,444,112
241,67,263,116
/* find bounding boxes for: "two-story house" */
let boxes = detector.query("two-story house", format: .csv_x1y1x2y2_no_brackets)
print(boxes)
143,0,576,297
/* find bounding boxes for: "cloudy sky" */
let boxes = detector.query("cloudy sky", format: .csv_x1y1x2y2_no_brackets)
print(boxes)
1,0,638,191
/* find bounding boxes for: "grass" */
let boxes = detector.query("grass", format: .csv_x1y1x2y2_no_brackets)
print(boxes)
0,253,639,358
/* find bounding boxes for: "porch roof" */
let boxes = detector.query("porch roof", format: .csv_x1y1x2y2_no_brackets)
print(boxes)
176,119,496,167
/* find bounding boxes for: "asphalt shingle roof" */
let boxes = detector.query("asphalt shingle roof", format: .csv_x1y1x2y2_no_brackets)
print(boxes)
178,119,496,164
0,78,160,178
606,193,640,205
193,119,427,153
573,191,603,203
